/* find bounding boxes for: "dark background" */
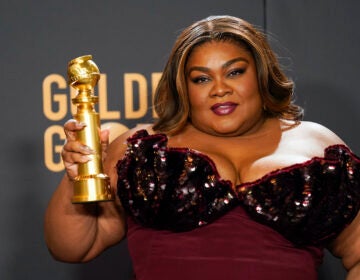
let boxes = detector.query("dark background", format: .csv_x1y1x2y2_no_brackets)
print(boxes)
1,0,358,279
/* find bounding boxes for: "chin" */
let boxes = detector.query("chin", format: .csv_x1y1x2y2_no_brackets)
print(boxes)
192,120,244,136
209,127,243,137
212,123,242,134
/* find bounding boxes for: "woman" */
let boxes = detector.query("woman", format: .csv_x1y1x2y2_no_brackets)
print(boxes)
44,15,360,279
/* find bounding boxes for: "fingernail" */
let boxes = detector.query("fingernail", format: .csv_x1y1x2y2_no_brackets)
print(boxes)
76,122,87,128
81,155,92,162
81,145,94,153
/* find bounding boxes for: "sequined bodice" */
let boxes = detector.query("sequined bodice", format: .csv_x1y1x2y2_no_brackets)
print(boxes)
117,130,360,246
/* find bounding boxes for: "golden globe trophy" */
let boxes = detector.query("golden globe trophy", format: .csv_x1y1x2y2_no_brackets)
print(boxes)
67,55,114,203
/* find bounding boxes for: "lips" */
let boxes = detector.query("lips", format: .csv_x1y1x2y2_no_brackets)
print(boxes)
211,102,238,116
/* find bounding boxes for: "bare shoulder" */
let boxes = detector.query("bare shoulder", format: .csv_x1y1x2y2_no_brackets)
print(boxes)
291,121,345,147
103,123,154,177
107,123,154,155
102,122,154,144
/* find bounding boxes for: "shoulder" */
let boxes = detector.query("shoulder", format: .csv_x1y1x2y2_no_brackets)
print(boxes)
290,120,346,147
103,123,155,188
101,122,154,144
103,123,154,169
107,123,154,151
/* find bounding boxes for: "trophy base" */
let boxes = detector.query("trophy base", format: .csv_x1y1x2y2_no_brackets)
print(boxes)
72,174,114,203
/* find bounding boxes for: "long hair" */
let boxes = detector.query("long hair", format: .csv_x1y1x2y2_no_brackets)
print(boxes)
153,15,303,135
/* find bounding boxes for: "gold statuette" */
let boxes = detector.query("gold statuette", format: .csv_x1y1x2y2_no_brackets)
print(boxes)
67,55,114,203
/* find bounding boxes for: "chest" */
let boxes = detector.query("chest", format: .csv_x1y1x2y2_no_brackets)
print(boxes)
168,133,312,186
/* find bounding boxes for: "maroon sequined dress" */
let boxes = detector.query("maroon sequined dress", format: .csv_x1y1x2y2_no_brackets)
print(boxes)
116,130,360,280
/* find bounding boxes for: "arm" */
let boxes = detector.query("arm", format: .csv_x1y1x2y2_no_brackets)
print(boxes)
330,210,360,280
300,122,360,278
347,262,360,280
44,120,127,263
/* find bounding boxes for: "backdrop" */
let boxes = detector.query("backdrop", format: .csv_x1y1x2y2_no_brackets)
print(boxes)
1,0,359,279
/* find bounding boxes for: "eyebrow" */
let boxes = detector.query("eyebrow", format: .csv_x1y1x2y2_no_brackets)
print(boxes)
187,57,249,74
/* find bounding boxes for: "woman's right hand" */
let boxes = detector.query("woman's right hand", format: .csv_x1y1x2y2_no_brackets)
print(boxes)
45,120,125,263
61,119,94,180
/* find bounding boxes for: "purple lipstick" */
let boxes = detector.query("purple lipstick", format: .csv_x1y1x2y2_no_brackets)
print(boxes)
211,102,238,116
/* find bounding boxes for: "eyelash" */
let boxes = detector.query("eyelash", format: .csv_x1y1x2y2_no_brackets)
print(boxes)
228,68,246,77
190,68,246,84
191,76,209,84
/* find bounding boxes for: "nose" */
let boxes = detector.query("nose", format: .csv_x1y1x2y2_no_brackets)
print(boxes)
210,79,233,97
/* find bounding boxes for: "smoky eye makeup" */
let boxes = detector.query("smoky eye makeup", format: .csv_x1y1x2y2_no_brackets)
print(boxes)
190,74,210,84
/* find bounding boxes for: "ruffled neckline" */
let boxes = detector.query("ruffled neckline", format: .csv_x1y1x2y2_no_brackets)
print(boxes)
117,129,360,246
128,129,355,190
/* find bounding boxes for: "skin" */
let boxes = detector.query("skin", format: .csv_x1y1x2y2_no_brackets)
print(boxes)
44,41,360,279
185,41,264,137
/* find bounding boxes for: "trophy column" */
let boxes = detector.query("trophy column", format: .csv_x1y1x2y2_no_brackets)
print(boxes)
67,55,114,203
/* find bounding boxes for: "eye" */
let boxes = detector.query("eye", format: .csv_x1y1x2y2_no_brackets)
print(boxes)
191,75,210,84
228,68,246,77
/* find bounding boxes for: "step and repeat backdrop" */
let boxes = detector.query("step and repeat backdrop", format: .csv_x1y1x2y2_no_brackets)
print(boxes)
1,0,359,279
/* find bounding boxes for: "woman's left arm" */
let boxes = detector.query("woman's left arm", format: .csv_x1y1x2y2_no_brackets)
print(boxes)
330,211,360,279
301,122,360,278
347,262,360,280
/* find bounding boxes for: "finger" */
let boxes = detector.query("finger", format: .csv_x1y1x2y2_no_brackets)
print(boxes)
64,119,86,141
62,150,91,165
62,142,92,165
99,129,110,159
64,129,77,141
64,119,87,131
63,159,80,181
63,140,94,156
100,129,110,147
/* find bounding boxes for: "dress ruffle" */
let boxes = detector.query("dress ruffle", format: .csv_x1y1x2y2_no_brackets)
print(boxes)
117,130,360,246
117,130,237,232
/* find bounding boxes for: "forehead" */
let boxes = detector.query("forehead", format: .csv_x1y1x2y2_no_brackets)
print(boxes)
186,40,253,64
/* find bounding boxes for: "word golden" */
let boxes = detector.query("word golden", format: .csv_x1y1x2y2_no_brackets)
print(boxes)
43,72,161,172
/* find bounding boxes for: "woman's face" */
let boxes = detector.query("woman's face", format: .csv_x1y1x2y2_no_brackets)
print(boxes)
185,40,264,137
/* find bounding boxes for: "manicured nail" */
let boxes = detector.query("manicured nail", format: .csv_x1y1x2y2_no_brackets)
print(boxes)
81,155,92,162
81,145,94,153
76,122,87,128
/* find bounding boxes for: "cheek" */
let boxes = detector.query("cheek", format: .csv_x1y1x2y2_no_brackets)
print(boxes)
235,80,261,103
235,75,258,92
188,89,208,108
188,95,208,122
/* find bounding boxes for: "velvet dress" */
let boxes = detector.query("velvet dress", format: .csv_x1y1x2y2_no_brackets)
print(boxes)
116,130,360,280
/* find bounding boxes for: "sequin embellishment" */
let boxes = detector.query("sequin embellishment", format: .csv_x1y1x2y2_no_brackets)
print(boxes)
117,130,237,232
117,130,360,246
